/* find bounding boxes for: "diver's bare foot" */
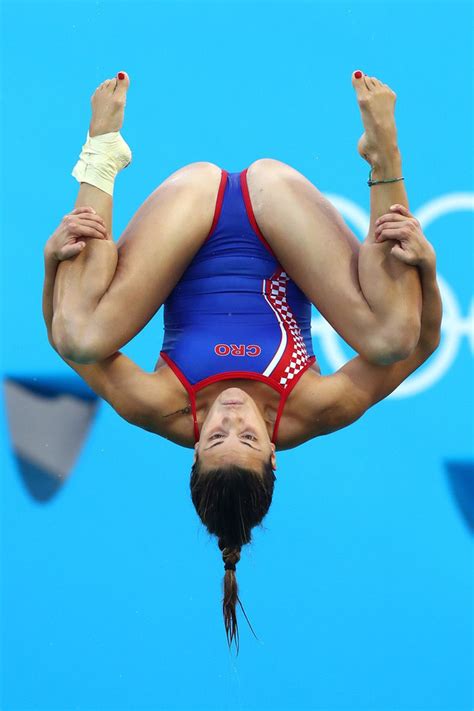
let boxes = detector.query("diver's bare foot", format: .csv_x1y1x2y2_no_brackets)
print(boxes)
89,71,130,137
351,70,400,169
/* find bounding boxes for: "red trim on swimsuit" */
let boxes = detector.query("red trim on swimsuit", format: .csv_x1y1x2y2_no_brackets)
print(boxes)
204,169,228,242
160,351,200,442
193,370,283,394
160,351,316,446
240,169,277,258
271,357,315,444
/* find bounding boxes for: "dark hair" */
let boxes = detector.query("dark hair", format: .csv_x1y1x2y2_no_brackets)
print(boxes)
190,454,276,653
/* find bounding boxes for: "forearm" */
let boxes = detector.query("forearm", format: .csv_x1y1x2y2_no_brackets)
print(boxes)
417,256,442,350
358,150,422,324
43,249,147,415
43,248,59,346
57,349,143,415
335,251,442,412
43,248,111,396
60,347,156,425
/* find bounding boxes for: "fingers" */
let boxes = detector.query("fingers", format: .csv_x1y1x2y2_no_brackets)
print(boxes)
77,223,108,239
65,211,108,238
389,243,411,264
79,215,108,236
59,233,106,260
375,217,411,242
65,219,107,240
69,206,107,233
375,204,419,243
59,242,87,260
376,227,406,243
390,204,411,216
71,206,96,214
376,212,406,227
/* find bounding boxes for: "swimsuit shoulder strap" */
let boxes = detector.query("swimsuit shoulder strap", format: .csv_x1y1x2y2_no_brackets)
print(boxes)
271,356,316,444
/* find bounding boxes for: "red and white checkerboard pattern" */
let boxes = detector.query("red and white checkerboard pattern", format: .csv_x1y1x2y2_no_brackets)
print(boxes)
266,270,310,387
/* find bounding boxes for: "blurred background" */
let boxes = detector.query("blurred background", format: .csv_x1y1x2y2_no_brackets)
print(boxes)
1,0,473,709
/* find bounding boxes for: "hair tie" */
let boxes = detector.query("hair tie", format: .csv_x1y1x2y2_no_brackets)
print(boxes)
224,562,236,571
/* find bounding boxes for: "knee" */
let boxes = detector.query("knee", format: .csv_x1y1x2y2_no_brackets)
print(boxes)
52,314,105,364
168,161,222,185
247,159,313,204
364,319,421,365
247,157,295,183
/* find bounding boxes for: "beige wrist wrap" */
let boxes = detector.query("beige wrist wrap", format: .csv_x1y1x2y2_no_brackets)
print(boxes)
71,130,132,196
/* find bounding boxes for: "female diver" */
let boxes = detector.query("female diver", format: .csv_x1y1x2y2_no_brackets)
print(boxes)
43,70,442,651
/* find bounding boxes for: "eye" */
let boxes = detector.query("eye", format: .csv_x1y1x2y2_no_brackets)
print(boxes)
242,434,257,441
209,433,225,440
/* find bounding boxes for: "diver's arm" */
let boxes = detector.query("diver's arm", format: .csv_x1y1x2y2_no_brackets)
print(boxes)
312,224,442,436
315,245,441,434
43,246,162,427
337,256,440,408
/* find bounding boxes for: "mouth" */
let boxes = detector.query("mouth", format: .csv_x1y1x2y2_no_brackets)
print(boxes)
221,400,244,405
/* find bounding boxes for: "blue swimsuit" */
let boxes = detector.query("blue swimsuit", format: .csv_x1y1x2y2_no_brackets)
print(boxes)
160,168,316,443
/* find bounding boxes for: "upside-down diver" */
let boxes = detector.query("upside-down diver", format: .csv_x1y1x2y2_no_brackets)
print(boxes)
43,69,442,652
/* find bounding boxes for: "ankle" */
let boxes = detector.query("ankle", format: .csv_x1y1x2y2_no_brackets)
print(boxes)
370,147,402,181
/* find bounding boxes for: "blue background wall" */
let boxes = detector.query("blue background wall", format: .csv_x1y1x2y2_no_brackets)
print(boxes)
1,1,473,709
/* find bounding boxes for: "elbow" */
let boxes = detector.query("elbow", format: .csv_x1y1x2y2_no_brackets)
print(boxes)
44,322,60,354
363,319,421,365
47,332,61,355
52,313,105,364
420,330,441,357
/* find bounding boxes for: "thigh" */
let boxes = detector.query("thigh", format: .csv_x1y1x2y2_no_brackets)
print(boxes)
246,158,370,349
92,161,223,351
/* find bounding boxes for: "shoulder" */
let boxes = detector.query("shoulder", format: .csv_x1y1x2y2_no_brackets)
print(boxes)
118,365,193,446
275,368,367,448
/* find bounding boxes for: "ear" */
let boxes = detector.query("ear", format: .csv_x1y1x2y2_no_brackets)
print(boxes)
270,442,277,471
193,442,199,464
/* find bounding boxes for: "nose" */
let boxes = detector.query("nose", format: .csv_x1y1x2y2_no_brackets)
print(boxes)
222,412,243,424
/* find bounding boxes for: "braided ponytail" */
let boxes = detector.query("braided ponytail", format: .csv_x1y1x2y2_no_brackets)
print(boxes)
219,541,242,651
190,455,276,653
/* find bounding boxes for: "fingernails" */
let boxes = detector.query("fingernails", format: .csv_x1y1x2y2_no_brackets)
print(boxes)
118,72,125,80
354,70,363,79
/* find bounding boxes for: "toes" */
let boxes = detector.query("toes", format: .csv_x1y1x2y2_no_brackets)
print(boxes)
114,70,130,95
97,79,113,92
351,69,370,96
365,76,377,90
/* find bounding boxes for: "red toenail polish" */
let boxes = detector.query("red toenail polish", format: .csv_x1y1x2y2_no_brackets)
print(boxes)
354,71,363,79
118,72,125,80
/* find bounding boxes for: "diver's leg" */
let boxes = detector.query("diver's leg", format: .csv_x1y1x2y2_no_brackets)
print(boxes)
52,72,222,363
53,161,221,363
247,72,422,365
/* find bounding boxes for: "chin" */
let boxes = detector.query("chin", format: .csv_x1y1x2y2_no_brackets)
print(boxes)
221,386,247,396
